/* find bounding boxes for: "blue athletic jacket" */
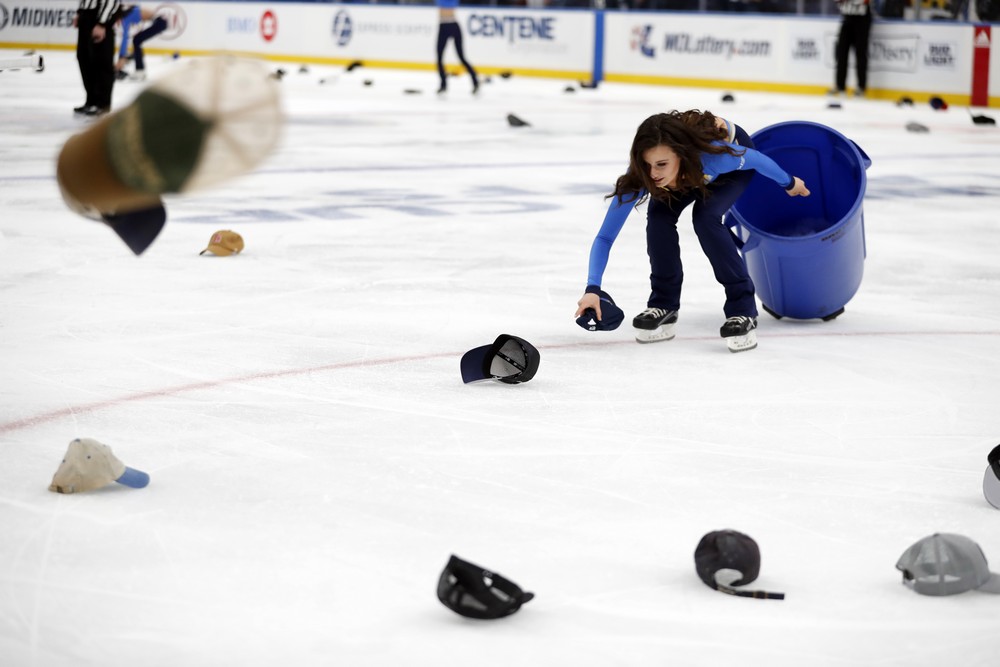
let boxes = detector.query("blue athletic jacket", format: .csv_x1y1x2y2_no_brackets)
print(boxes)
586,119,793,288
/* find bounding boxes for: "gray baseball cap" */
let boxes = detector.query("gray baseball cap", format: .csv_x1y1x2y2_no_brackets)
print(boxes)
896,533,1000,596
983,444,1000,509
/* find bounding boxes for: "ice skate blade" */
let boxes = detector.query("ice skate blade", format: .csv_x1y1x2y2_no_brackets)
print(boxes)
635,323,676,344
725,331,757,353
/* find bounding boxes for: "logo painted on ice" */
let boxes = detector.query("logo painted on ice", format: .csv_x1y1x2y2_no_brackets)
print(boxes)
631,25,655,58
332,9,352,47
260,9,277,42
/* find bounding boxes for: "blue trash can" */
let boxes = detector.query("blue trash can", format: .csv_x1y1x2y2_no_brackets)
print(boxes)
725,121,871,320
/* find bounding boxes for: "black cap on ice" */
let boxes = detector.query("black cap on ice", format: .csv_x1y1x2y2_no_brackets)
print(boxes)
694,530,784,600
437,555,534,619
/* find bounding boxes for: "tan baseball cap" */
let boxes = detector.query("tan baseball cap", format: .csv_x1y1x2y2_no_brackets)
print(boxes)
200,230,244,256
48,438,150,494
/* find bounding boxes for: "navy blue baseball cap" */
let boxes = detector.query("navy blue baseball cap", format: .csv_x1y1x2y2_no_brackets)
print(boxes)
460,334,540,384
102,201,166,255
576,288,624,331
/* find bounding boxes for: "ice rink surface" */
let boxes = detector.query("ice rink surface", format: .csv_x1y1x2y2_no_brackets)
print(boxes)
2,49,999,666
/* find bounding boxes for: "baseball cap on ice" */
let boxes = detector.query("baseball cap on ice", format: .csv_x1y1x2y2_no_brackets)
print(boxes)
200,230,244,256
694,530,785,600
460,334,540,384
576,289,624,331
984,444,1000,509
896,533,1000,596
437,555,535,619
48,438,150,494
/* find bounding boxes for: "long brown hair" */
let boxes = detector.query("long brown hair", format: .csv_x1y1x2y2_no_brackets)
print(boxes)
609,110,743,204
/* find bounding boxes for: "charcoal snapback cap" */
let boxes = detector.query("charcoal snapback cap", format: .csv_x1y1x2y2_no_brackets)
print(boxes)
437,555,534,619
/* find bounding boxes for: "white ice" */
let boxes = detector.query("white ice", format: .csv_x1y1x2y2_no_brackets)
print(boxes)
1,49,999,667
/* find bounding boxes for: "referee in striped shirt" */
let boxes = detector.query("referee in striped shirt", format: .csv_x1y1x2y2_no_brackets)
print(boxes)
74,0,120,116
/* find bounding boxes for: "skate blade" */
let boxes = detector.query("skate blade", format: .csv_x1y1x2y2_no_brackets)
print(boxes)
635,323,676,344
725,330,757,353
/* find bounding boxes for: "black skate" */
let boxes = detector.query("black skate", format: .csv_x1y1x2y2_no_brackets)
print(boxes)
720,316,757,353
632,308,678,344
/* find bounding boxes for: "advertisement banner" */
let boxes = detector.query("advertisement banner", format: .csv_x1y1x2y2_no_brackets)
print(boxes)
604,12,972,95
0,2,592,77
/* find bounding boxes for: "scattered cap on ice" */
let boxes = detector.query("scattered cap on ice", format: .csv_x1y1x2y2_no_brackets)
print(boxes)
694,530,785,600
200,229,244,256
930,96,949,110
460,334,540,385
983,444,1000,509
506,113,530,128
437,554,534,619
721,92,735,103
576,288,624,331
896,533,1000,595
49,438,150,494
897,96,914,107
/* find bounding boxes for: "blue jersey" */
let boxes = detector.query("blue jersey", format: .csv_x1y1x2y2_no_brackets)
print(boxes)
118,5,141,58
585,120,793,288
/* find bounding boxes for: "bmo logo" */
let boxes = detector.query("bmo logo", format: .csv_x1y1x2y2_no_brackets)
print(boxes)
261,9,277,42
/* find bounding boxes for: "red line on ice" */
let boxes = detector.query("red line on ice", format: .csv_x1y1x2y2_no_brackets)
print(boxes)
2,330,997,434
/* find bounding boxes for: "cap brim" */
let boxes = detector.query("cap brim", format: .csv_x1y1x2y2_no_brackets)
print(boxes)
984,467,1000,509
978,572,1000,594
576,309,599,331
200,245,236,256
115,466,150,489
460,345,492,383
102,203,166,255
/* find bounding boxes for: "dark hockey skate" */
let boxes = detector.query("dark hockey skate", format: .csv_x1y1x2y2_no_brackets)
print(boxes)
720,316,757,353
632,308,678,344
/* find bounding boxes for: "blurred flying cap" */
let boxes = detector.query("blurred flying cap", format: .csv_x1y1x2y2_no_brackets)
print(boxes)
983,444,1000,509
896,533,1000,595
460,334,540,384
576,289,624,331
437,555,534,619
200,230,244,256
694,530,785,600
49,438,150,494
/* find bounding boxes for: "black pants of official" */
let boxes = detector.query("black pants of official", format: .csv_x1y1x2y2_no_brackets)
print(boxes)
436,21,478,91
645,125,758,318
835,13,873,93
76,9,116,109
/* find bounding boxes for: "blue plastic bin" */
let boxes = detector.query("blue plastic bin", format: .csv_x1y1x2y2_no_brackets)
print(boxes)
725,121,871,320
